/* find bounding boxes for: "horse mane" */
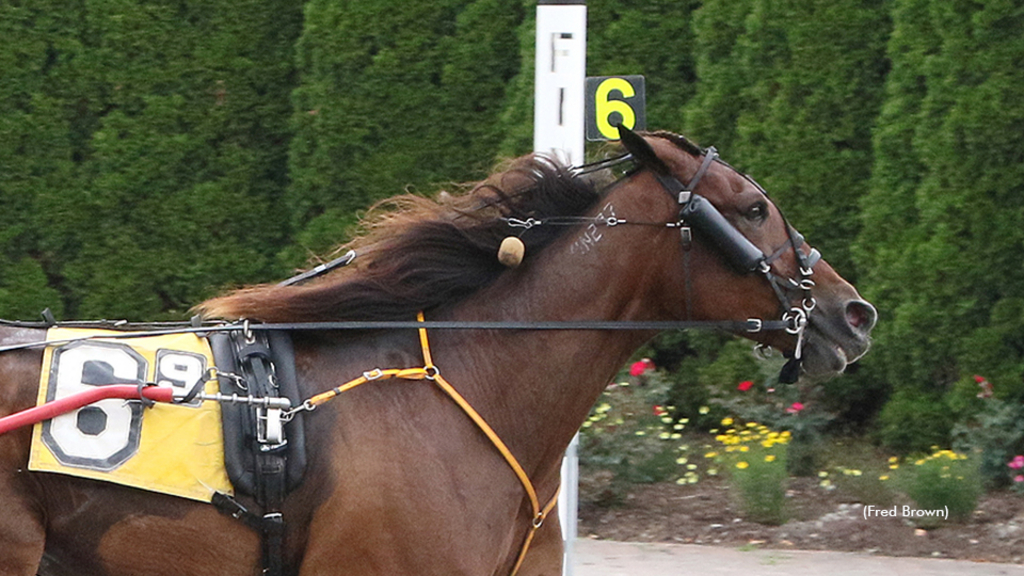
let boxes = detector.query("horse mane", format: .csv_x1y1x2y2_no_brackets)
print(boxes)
196,155,603,322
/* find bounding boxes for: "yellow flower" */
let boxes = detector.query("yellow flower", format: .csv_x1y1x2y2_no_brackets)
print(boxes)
738,445,749,452
699,406,710,414
888,456,899,464
764,455,776,463
676,457,688,465
721,417,734,426
879,475,890,481
704,451,718,458
736,461,749,469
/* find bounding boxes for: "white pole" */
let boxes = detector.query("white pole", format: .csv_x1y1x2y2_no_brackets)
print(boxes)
533,3,585,575
534,1,586,165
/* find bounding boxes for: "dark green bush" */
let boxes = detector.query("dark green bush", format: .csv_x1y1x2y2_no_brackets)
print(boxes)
875,390,952,455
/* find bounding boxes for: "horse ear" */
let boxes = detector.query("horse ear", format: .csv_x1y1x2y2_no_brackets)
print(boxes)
617,124,670,175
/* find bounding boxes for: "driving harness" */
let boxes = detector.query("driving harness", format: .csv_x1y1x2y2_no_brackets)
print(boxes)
0,127,825,576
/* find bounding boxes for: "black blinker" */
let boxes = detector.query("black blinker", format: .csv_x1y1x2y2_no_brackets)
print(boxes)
679,195,766,273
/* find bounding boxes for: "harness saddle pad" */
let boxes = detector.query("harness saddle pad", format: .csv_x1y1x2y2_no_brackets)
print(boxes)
28,328,234,502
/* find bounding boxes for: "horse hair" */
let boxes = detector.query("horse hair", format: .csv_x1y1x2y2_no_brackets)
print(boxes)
197,135,699,323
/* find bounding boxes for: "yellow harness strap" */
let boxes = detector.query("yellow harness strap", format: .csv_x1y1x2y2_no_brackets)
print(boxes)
415,312,560,576
300,313,559,576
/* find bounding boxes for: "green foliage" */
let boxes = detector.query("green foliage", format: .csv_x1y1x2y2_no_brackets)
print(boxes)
951,398,1024,489
1,0,302,320
896,450,983,527
579,375,693,505
874,390,952,455
711,419,791,525
853,0,1024,411
287,0,523,260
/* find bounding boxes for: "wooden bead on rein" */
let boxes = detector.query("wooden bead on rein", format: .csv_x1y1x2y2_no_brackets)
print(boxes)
497,236,525,267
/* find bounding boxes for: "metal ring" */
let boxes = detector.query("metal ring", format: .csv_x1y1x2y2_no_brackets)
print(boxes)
424,365,439,380
799,278,816,290
783,308,807,335
802,297,817,312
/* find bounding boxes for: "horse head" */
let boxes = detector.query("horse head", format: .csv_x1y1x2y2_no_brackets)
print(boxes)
610,126,876,382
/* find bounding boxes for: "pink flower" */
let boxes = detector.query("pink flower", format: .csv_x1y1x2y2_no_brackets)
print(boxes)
973,375,986,383
1008,455,1024,470
736,380,754,392
1015,475,1024,483
786,402,805,414
630,358,654,376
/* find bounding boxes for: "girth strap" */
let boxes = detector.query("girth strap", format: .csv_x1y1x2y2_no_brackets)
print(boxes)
233,332,289,576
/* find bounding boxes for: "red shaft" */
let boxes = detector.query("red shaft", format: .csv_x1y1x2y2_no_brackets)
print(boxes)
0,386,174,436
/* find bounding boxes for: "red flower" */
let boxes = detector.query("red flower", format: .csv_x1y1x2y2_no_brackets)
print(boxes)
653,405,667,416
736,380,754,392
630,358,655,376
975,375,993,399
786,402,805,414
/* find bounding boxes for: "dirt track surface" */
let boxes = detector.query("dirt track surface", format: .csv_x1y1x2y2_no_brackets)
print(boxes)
572,539,1024,576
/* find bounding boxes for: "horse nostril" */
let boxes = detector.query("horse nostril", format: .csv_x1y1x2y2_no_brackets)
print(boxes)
845,300,877,333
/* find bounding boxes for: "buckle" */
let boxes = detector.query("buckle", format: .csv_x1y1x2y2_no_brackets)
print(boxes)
745,318,763,332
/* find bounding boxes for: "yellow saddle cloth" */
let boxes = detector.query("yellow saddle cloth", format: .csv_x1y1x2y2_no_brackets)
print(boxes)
29,328,233,502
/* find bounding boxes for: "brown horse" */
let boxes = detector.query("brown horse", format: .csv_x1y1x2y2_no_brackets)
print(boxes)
0,130,875,576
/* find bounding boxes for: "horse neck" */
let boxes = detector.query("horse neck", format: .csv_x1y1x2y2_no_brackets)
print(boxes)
434,187,680,482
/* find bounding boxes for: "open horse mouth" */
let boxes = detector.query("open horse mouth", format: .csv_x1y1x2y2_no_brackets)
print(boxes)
799,299,877,381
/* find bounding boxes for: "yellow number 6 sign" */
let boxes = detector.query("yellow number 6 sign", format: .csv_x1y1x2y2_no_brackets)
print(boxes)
585,75,646,141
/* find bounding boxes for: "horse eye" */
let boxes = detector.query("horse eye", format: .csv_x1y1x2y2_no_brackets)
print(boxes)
745,201,768,222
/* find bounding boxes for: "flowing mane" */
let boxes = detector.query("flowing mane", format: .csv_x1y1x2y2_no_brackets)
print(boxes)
197,155,602,322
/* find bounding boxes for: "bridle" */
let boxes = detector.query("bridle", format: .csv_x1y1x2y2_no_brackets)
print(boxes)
571,126,823,382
